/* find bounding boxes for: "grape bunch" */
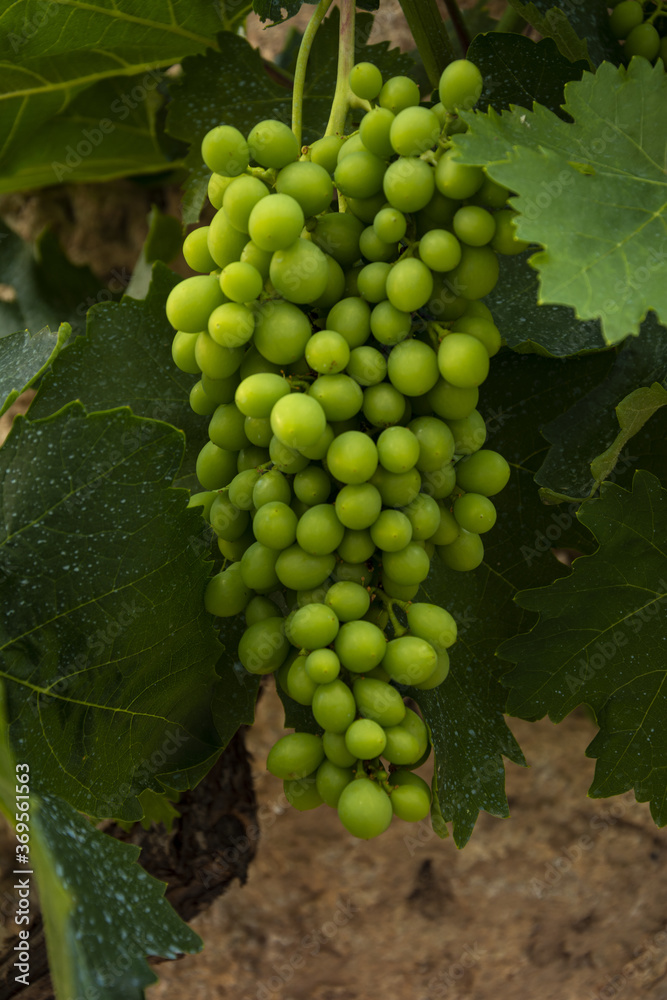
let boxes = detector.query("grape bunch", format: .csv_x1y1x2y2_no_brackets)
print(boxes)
166,57,520,840
609,1,667,62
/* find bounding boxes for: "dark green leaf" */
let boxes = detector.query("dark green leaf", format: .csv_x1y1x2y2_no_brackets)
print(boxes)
210,612,262,745
536,315,667,501
454,58,667,344
1,402,223,820
29,264,206,490
500,470,667,827
468,33,588,115
0,324,70,417
276,680,323,734
506,0,621,66
252,0,308,23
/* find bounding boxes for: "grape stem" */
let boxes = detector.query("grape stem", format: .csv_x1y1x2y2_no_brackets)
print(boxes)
292,0,336,147
325,0,356,138
375,589,408,637
441,0,471,54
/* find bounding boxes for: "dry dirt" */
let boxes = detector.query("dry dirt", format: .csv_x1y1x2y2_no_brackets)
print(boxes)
148,685,667,1000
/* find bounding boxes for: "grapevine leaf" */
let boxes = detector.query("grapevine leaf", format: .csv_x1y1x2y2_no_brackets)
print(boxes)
251,0,307,22
210,613,262,745
500,470,667,826
0,223,102,338
414,347,601,846
136,788,181,831
455,58,667,344
536,314,667,502
0,402,225,820
0,74,179,196
506,0,620,66
125,206,184,302
468,33,588,116
487,250,607,356
0,323,70,417
29,264,205,489
0,689,200,1000
276,682,323,735
0,0,221,179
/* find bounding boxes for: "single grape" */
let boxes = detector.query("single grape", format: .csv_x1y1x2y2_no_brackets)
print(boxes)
337,528,376,564
270,393,327,451
326,430,379,484
370,466,421,508
327,296,372,347
252,501,299,550
438,333,490,389
223,175,270,234
311,679,357,733
207,173,233,209
446,408,487,454
183,226,216,273
247,119,300,168
427,379,479,420
337,776,393,838
293,466,331,505
269,436,309,474
244,416,272,448
254,301,312,365
335,620,387,673
345,718,387,759
625,21,661,58
378,75,420,114
403,494,441,540
240,541,280,592
491,209,530,255
370,300,411,346
454,449,510,496
386,258,434,312
252,468,291,508
325,581,371,622
196,441,237,490
383,157,435,214
454,492,497,533
353,677,406,727
275,160,334,217
374,206,407,244
286,653,318,705
438,59,483,112
359,106,395,159
269,239,329,304
453,205,496,246
196,333,244,381
382,543,431,587
296,503,345,555
451,316,502,357
334,151,387,200
382,724,421,765
407,603,457,651
435,151,484,200
284,774,324,811
310,134,346,173
387,339,440,396
447,244,499,299
208,401,250,451
207,209,250,269
287,603,340,650
305,330,350,374
275,545,336,590
248,194,305,252
267,732,325,779
235,372,290,418
305,648,341,684
350,62,384,100
172,332,200,375
166,274,225,333
312,213,365,269
209,300,255,349
359,231,397,266
309,374,364,422
610,0,644,38
390,771,431,822
201,125,249,175
408,415,455,472
240,617,290,675
316,760,354,808
346,346,387,386
204,563,252,618
419,229,462,272
429,504,459,546
376,426,420,474
414,649,450,689
390,106,440,156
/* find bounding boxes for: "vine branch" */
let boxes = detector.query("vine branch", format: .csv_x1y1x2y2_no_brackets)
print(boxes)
398,0,458,89
325,0,356,137
442,0,471,54
292,0,335,147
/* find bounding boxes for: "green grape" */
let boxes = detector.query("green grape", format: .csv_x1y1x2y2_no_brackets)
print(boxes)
438,58,483,112
326,430,379,484
401,707,429,757
313,254,346,310
207,209,249,269
188,490,216,519
374,206,407,244
335,620,386,673
275,545,336,590
237,445,269,472
300,424,335,461
323,730,358,768
324,580,371,622
377,425,421,475
286,654,318,705
218,530,254,562
201,371,242,407
207,173,233,209
386,258,434,313
220,262,263,304
447,244,499,299
353,677,406,727
378,75,420,114
267,732,325,779
269,436,309,474
287,603,340,650
370,300,411,346
305,330,350,374
246,595,281,626
239,346,280,379
382,542,430,587
469,174,510,209
248,194,305,252
310,134,346,173
346,346,387,387
389,106,440,156
414,649,450,689
451,316,501,357
406,602,457,651
296,585,330,608
439,528,484,571
403,493,440,540
270,393,327,451
416,189,458,232
208,302,254,349
359,230,397,265
370,466,421,507
337,528,376,564
166,274,225,333
201,124,249,175
337,777,393,839
296,504,345,555
427,378,478,420
491,209,529,255
435,151,484,200
382,725,421,765
316,760,354,808
429,504,459,545
196,440,237,490
347,192,389,225
420,462,456,500
254,301,312,365
390,771,431,822
284,774,324,811
252,501,298,550
172,332,200,375
610,0,644,38
383,157,435,213
247,119,299,168
438,333,490,389
309,374,364,422
345,718,387,759
252,469,291,508
334,151,387,200
359,106,395,159
447,409,487,455
311,679,357,733
625,21,661,58
235,372,290,418
275,160,334,217
223,175,270,234
408,416,455,472
240,617,290,675
305,648,341,684
183,226,216,272
453,205,496,246
312,213,364,269
334,483,382,529
327,297,372,348
387,339,439,396
240,541,280,592
241,240,273,280
419,229,462,272
293,466,331,505
208,402,249,451
454,492,497,533
428,277,468,322
333,561,375,588
350,61,384,100
204,563,252,618
270,239,329,304
455,448,510,496
229,469,261,509
362,383,407,428
244,416,272,447
196,333,244,380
